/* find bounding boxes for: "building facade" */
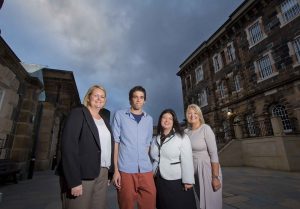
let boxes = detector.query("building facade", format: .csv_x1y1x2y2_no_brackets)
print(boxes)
24,67,81,171
0,37,43,178
177,0,300,170
1,36,81,178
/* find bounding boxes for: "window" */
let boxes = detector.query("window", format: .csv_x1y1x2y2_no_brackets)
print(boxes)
246,115,256,136
185,75,192,90
226,42,236,63
198,89,208,107
213,53,223,72
218,81,226,98
254,53,278,81
293,36,300,63
249,22,264,44
272,104,292,132
195,65,204,83
233,116,241,124
288,36,300,66
245,18,267,47
280,0,300,24
233,75,241,92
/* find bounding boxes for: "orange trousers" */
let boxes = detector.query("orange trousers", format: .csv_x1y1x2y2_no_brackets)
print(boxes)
118,171,156,209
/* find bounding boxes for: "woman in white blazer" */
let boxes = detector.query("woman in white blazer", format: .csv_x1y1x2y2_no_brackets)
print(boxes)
150,109,197,209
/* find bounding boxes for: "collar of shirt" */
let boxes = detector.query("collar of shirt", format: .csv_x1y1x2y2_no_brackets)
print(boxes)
125,108,148,119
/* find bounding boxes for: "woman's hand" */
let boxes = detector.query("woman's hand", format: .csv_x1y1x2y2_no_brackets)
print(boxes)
113,170,121,190
212,177,222,191
71,185,83,196
183,183,193,191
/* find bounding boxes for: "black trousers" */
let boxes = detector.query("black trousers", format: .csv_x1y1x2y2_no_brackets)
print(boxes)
155,176,197,209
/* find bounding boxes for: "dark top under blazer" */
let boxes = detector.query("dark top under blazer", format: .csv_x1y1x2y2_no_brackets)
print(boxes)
61,105,113,189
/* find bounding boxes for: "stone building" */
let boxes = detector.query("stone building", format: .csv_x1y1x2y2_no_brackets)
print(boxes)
0,35,81,178
177,0,300,171
0,37,43,178
23,65,81,171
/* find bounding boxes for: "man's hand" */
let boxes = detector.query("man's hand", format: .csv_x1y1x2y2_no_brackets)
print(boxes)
113,170,121,190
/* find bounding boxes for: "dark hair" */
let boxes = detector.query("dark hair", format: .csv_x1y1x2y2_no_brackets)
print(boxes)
129,86,146,101
157,109,184,137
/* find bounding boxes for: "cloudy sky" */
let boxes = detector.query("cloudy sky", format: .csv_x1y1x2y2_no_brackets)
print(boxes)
0,0,243,122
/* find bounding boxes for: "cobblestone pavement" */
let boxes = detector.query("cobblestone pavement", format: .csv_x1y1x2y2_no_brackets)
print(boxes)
0,167,299,209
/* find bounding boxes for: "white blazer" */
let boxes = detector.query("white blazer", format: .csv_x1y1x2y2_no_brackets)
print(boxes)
150,133,195,184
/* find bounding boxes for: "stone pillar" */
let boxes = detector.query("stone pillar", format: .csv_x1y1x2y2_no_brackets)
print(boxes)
233,124,243,139
294,108,300,132
271,116,284,136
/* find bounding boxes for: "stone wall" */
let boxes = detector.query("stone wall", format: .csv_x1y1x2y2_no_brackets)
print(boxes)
0,64,20,158
219,135,300,171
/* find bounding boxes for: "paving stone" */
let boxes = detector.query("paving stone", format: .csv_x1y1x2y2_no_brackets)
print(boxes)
280,199,300,209
0,167,299,209
223,195,249,204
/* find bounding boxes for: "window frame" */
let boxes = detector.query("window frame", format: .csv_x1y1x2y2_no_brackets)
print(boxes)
245,17,267,48
288,35,300,67
233,75,241,92
185,74,192,91
212,53,223,72
254,52,278,82
195,65,204,83
198,89,208,107
226,42,236,63
271,104,293,133
246,115,256,136
218,81,226,98
277,0,300,27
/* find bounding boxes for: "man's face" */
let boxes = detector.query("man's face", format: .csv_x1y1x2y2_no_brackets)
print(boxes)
130,91,145,111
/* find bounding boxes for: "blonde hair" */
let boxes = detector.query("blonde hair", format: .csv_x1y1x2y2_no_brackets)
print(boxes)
186,104,205,125
83,85,107,107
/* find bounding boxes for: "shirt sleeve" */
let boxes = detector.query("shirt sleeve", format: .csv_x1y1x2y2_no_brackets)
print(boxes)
112,111,121,143
180,134,195,184
147,116,154,146
204,125,219,163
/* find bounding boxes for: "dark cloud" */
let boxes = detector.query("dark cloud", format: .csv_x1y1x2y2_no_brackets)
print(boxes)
0,0,243,122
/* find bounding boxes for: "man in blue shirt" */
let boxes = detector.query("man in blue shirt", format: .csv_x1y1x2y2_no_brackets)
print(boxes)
112,86,156,209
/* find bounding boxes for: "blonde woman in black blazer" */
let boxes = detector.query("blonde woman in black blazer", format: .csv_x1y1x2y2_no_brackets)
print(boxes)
60,85,113,209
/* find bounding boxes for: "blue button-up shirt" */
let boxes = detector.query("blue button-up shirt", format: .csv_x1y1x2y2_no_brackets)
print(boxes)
112,108,153,173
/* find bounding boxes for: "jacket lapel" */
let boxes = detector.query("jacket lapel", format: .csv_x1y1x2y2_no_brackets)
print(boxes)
82,107,101,149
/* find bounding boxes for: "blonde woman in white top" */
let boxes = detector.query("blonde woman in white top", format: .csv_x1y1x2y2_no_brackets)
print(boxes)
185,104,222,209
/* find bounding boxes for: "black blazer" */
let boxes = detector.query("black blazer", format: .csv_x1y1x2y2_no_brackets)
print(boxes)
61,105,113,189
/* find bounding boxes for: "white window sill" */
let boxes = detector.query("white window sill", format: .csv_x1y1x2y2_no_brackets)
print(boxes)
257,72,279,83
293,62,300,68
279,15,300,28
248,35,268,49
200,103,208,108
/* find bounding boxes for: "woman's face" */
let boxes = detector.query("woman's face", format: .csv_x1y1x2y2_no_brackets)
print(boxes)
187,108,200,125
161,112,174,132
88,88,106,110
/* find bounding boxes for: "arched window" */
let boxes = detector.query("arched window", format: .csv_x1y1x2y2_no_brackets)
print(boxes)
233,116,241,124
246,115,256,136
271,104,292,132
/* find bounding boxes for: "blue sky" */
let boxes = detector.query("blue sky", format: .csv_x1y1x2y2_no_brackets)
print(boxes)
0,0,243,122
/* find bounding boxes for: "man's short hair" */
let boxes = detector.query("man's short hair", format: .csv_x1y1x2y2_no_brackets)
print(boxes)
129,86,146,101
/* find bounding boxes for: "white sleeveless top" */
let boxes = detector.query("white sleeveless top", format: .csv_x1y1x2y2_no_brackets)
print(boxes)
94,118,111,168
